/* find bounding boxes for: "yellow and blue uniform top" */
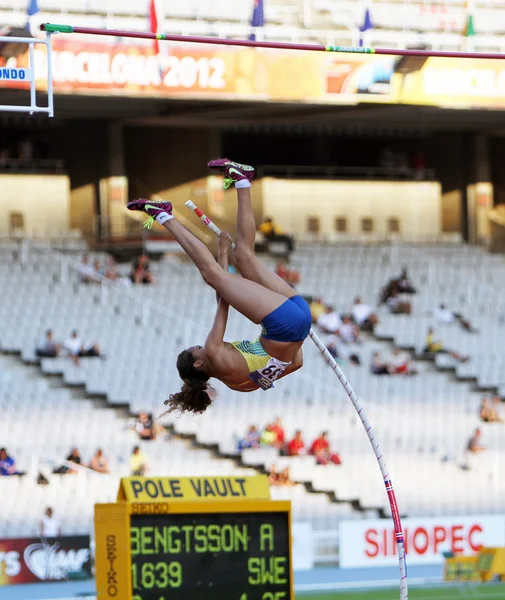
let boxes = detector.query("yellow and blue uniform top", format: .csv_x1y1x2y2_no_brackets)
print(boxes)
231,339,271,373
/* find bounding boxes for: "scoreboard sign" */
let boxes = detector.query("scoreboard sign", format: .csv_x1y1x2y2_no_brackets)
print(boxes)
95,476,293,600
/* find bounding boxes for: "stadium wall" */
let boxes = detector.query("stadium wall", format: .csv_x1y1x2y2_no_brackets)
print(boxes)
0,174,70,237
262,179,442,238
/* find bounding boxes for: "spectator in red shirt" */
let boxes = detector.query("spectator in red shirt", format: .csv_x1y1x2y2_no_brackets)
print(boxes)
310,431,342,465
271,417,285,450
287,430,306,456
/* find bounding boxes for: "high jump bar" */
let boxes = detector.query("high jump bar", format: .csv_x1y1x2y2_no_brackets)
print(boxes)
41,23,505,60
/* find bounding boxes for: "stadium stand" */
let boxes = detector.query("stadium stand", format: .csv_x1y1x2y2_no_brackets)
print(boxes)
2,0,505,50
1,237,504,544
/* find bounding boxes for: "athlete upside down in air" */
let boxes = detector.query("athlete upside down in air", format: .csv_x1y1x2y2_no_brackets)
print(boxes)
127,159,311,414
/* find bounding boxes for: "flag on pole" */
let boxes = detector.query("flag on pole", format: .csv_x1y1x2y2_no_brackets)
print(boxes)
462,1,476,37
249,0,265,41
359,6,374,47
149,0,160,55
26,0,39,34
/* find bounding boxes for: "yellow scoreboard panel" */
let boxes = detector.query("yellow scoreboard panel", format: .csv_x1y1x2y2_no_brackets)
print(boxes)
94,475,293,600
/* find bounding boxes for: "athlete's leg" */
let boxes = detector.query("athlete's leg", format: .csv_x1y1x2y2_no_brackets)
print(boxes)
234,186,297,299
207,158,297,299
162,219,287,324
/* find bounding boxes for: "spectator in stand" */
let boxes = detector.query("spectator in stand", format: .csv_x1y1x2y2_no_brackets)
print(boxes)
424,327,468,363
490,396,503,423
275,259,300,289
310,431,342,465
63,330,101,365
267,465,280,486
40,507,62,539
467,428,486,454
130,254,155,285
278,467,296,486
104,256,119,281
258,217,295,253
93,259,104,279
395,267,416,294
89,448,110,474
78,255,97,283
287,430,306,456
238,425,261,450
325,336,340,361
135,412,163,441
479,397,492,422
338,315,361,344
36,329,61,358
0,448,23,476
389,348,416,375
309,297,326,324
260,424,277,447
386,288,412,315
271,417,286,450
351,297,379,331
434,304,476,333
53,447,82,475
371,351,390,375
130,446,149,476
317,306,341,334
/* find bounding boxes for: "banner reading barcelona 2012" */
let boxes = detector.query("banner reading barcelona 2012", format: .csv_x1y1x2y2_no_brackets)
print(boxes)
3,37,505,108
0,535,91,585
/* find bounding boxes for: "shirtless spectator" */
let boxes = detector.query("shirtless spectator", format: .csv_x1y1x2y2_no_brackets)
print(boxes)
467,428,486,454
130,254,155,284
351,297,378,331
278,467,296,486
268,465,280,486
316,305,340,334
36,329,61,358
89,448,110,474
479,397,492,422
490,396,503,423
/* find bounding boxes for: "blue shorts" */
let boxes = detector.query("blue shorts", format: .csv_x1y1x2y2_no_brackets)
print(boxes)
261,295,312,343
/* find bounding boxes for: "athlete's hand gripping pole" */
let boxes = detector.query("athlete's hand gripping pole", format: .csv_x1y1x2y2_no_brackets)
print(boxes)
185,198,409,600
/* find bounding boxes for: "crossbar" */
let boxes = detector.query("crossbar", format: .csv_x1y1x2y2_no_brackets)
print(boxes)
40,22,505,60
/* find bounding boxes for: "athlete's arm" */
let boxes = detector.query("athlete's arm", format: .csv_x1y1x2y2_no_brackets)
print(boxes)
206,233,231,350
277,348,304,380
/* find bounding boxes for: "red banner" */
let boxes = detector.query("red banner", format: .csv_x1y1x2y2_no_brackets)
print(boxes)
0,535,91,585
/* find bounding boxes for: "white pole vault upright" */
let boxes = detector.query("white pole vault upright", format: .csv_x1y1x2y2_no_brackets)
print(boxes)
0,31,54,116
185,199,409,600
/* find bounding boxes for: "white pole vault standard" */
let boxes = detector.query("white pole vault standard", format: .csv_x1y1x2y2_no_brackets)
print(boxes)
0,31,54,116
185,199,408,600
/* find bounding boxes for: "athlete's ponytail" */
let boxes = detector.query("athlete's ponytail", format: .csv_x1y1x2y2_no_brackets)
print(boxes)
162,349,213,415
